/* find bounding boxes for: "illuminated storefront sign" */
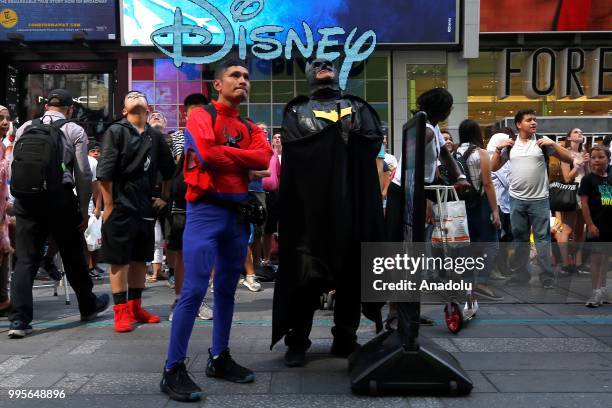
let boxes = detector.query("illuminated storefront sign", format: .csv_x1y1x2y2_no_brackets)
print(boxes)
497,47,612,99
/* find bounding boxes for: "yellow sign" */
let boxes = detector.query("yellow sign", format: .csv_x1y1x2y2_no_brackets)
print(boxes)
0,8,18,29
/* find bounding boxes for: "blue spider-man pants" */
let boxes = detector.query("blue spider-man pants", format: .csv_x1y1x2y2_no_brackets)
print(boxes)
166,201,249,369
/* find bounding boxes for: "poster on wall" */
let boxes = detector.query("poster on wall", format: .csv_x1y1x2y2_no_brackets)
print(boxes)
481,0,611,33
0,0,116,41
121,0,459,46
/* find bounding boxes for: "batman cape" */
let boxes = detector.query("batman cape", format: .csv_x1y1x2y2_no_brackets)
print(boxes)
271,93,385,350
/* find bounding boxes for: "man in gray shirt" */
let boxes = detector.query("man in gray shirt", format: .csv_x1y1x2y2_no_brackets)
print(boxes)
491,109,573,288
8,89,109,338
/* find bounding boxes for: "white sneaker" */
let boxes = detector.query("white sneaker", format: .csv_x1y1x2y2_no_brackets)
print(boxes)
198,302,213,320
585,289,602,308
600,287,609,304
242,275,261,292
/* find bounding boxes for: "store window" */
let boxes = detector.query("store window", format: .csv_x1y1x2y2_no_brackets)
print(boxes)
468,51,612,127
130,55,391,134
405,64,448,126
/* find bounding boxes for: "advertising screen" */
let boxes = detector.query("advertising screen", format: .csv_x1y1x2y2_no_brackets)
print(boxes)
121,0,459,46
0,0,116,41
481,0,611,33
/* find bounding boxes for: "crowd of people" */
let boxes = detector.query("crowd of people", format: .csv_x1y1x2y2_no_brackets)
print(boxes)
0,57,610,402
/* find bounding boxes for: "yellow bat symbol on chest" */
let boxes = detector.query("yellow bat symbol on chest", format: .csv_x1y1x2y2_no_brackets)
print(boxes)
312,107,353,122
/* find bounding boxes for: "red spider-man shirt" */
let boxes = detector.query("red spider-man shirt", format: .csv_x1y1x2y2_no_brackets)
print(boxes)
183,100,272,202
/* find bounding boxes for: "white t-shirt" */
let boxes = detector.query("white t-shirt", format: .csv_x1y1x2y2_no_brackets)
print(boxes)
504,135,554,200
392,123,446,186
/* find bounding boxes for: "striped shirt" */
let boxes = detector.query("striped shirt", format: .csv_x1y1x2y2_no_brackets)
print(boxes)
171,130,185,159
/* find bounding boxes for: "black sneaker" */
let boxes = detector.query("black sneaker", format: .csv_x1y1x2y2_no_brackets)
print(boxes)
81,294,110,321
88,268,101,280
160,361,204,402
284,348,306,367
541,278,555,289
206,349,255,383
8,320,33,339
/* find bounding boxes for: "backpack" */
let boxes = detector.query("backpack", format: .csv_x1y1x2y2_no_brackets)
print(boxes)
183,105,252,202
505,134,551,172
453,144,483,208
11,117,68,199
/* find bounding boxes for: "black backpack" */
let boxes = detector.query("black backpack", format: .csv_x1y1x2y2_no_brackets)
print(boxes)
11,117,68,199
453,144,483,208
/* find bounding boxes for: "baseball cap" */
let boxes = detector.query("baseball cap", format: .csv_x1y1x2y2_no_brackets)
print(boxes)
46,89,73,107
88,141,101,151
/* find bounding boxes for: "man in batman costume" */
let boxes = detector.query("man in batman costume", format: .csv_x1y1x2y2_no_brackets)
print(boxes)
271,59,385,367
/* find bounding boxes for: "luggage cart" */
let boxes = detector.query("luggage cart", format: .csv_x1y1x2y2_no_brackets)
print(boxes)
425,185,477,334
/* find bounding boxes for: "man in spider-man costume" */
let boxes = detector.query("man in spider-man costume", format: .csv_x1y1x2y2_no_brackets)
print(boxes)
160,59,272,402
271,58,385,367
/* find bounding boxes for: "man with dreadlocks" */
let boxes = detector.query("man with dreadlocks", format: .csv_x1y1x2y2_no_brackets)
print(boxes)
271,59,385,367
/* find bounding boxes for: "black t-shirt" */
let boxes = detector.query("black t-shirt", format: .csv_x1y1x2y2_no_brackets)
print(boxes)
578,172,612,233
98,119,175,218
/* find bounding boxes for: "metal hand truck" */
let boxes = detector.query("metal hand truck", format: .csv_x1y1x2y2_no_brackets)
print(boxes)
425,185,476,334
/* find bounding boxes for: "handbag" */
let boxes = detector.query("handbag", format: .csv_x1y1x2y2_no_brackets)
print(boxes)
431,187,471,248
549,181,578,212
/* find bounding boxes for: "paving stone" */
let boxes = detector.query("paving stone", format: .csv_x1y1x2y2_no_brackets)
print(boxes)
188,371,272,395
465,371,497,393
451,337,610,352
173,394,409,408
429,393,612,408
22,372,66,388
68,340,107,355
18,354,165,374
270,372,301,394
455,352,612,370
301,372,349,394
54,373,96,393
430,338,459,353
483,370,612,392
77,372,161,395
0,374,36,388
551,325,593,337
0,355,36,374
0,395,168,408
407,397,445,408
572,325,612,337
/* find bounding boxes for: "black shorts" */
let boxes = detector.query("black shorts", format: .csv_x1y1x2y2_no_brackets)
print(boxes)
264,190,279,234
166,213,186,251
101,209,155,265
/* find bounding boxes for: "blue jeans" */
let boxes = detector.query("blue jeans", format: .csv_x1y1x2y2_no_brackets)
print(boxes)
509,197,553,281
466,197,499,284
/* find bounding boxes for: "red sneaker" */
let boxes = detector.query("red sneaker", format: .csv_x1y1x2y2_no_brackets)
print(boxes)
113,304,133,333
128,298,160,324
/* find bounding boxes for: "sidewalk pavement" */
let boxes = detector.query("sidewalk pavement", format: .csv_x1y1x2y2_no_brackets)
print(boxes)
0,271,611,408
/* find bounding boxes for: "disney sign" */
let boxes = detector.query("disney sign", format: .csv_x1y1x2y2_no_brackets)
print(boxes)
150,0,377,90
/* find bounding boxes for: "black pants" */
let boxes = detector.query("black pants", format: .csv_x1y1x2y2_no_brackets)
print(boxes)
284,275,362,352
9,190,97,324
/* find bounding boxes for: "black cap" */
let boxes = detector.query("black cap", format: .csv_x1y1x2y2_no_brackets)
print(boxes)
46,89,73,107
87,141,100,151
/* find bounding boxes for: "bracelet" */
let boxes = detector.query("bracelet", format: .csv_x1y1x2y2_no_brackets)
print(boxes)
457,174,467,180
